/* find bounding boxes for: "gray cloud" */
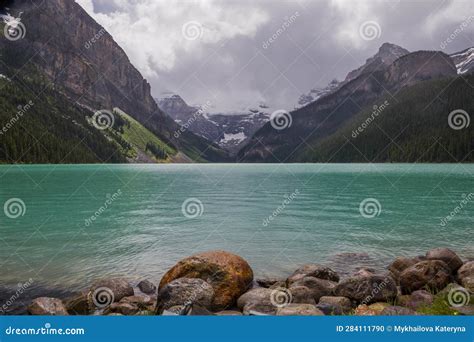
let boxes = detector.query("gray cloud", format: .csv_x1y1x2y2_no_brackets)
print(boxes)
77,0,474,113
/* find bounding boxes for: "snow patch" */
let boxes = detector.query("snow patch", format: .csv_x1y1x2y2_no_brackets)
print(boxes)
219,132,247,144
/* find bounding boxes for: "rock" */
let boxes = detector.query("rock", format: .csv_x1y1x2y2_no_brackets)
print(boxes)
406,290,434,309
368,302,391,314
317,296,352,315
334,275,397,304
105,302,139,316
156,278,214,314
120,295,154,310
354,304,377,316
159,251,253,310
453,305,474,316
216,310,243,316
276,304,324,316
396,294,411,307
288,264,339,283
457,261,474,287
237,288,274,310
137,280,157,294
382,306,417,315
460,276,474,292
28,297,68,316
243,302,276,315
65,292,90,315
426,248,463,272
287,286,316,305
290,276,337,302
255,277,284,288
353,268,376,277
89,278,134,309
399,260,452,294
388,257,420,282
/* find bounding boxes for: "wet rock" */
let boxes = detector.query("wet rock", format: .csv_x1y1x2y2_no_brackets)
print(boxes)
457,261,474,290
354,304,377,316
334,275,397,304
382,305,417,315
159,250,253,310
237,288,273,309
276,304,324,316
156,278,214,314
388,257,420,282
399,260,452,294
243,302,276,315
256,277,284,288
317,296,352,315
406,290,434,310
105,302,139,316
288,286,317,305
89,278,134,308
28,297,68,316
120,295,154,310
288,264,339,283
426,248,463,272
460,276,474,292
353,267,376,277
65,291,90,315
290,276,337,302
137,280,157,295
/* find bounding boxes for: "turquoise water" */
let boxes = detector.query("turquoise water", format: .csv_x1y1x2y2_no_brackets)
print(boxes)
0,164,473,292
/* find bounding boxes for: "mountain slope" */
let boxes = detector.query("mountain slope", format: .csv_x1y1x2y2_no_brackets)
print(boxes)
238,47,457,162
0,0,228,162
298,74,474,162
451,47,474,74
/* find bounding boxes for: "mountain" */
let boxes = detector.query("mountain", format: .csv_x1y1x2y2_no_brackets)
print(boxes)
298,74,474,163
238,45,457,162
296,79,341,108
157,94,270,154
0,0,228,163
450,47,474,75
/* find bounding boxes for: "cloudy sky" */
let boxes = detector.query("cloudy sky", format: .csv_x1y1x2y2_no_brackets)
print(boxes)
76,0,473,113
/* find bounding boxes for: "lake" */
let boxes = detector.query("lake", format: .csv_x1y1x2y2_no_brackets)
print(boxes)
0,164,473,299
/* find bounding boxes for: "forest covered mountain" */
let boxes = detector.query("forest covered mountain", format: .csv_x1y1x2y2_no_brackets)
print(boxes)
0,0,229,163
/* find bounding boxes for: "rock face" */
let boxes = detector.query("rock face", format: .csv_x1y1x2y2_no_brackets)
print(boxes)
287,264,340,283
399,260,452,294
334,275,397,304
426,248,463,272
28,297,69,316
156,278,214,314
159,251,254,310
89,278,134,308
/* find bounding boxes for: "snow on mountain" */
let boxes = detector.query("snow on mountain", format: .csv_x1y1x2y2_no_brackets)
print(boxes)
450,47,474,75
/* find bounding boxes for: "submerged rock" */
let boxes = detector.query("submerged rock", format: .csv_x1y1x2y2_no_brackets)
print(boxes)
156,278,214,314
28,297,68,316
399,260,452,294
334,275,397,304
159,250,253,310
426,248,463,272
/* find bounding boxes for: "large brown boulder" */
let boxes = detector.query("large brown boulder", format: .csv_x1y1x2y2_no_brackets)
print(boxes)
28,297,69,316
159,251,253,310
156,278,214,314
334,275,397,304
288,264,339,283
317,296,352,315
89,278,134,309
426,248,463,272
399,260,452,294
457,261,474,287
388,257,421,282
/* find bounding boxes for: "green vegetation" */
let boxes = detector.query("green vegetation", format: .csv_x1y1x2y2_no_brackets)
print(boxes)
300,75,474,162
0,71,126,164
